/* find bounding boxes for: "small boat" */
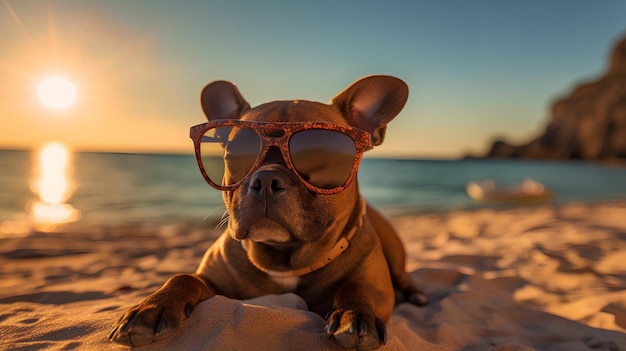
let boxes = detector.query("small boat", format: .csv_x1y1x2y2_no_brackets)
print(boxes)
466,179,553,203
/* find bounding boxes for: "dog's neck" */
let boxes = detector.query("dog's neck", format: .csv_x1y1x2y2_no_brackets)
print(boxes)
242,197,367,279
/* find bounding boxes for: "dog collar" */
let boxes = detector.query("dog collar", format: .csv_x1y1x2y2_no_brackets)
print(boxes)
243,197,367,278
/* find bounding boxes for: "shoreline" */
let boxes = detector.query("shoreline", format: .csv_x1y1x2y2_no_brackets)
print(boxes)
3,199,624,239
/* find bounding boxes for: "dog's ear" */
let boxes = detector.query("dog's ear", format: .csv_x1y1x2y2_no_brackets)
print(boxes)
332,75,408,146
200,81,250,121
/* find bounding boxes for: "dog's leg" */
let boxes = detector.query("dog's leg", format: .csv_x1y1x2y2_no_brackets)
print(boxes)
367,204,428,306
109,273,214,346
325,244,395,351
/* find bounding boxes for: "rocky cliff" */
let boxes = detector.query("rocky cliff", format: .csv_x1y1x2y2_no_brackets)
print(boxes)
486,34,626,161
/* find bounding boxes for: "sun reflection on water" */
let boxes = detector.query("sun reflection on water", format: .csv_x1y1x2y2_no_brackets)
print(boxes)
29,142,80,231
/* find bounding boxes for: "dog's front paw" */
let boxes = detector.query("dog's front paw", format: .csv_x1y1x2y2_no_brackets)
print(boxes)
325,309,387,351
108,294,196,347
108,274,212,346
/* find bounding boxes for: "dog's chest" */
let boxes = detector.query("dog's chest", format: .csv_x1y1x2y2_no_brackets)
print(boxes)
271,276,299,291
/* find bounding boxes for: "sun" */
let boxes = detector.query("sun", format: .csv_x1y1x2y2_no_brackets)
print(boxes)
38,77,77,108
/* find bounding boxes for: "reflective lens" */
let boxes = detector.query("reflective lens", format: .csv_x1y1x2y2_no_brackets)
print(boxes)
200,126,261,186
289,130,357,189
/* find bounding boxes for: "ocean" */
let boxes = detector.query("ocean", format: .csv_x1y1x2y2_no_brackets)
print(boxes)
1,148,625,230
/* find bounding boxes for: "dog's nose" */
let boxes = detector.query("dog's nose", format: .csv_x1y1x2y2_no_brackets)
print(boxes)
248,168,289,198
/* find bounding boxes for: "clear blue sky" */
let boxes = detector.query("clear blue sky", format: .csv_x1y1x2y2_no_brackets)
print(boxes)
1,0,625,158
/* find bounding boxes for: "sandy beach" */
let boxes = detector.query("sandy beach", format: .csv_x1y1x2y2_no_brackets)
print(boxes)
1,201,625,351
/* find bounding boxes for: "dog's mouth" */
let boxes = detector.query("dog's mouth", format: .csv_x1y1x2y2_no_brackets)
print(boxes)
240,217,296,246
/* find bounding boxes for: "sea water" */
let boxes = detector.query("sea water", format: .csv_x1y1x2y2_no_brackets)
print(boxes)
1,149,625,228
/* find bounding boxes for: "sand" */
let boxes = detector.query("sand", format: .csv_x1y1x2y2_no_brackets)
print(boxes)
1,202,625,350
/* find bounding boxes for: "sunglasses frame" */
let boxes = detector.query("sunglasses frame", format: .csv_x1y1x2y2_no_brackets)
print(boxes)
189,119,373,195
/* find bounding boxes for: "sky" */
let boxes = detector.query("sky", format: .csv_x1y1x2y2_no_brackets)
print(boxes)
1,0,625,158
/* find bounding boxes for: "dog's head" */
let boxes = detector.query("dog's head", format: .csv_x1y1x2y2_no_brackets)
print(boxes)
198,75,408,268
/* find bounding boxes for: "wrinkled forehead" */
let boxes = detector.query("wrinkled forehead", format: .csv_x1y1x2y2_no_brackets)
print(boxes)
240,100,347,125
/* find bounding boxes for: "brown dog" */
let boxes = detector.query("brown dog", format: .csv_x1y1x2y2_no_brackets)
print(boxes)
109,75,426,350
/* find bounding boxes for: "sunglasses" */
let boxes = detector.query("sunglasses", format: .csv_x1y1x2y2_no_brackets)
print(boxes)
189,120,373,195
